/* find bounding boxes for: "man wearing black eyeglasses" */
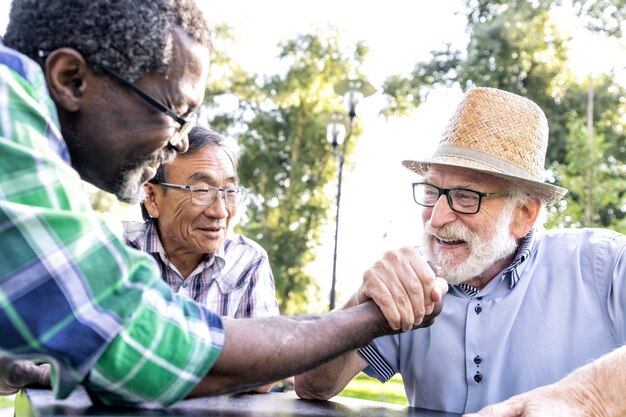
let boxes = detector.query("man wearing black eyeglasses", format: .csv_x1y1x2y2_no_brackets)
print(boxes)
0,0,446,407
295,87,626,417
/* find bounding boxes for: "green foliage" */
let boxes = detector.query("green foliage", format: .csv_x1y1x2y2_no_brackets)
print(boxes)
571,0,626,38
205,31,367,313
548,115,626,231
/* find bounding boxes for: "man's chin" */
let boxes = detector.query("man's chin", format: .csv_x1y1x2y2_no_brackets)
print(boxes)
112,169,146,204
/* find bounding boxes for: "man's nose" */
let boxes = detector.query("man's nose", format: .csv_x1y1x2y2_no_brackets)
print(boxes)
203,193,229,218
429,195,458,228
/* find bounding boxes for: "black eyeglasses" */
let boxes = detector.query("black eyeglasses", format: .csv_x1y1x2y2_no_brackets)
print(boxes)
412,182,510,214
160,183,248,207
101,66,197,147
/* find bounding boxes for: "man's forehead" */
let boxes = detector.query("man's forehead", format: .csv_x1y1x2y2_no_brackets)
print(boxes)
172,146,236,179
425,164,508,188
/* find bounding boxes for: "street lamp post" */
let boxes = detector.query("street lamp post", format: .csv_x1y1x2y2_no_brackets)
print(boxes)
327,78,376,311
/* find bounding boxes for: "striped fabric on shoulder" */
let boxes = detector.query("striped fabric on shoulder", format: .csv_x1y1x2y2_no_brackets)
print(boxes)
357,343,396,382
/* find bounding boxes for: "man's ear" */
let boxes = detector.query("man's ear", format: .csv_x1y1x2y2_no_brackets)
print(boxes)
143,183,161,219
511,197,542,239
44,48,90,112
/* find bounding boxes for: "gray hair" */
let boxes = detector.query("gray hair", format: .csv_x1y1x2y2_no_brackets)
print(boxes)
151,126,238,185
3,0,211,81
141,126,239,221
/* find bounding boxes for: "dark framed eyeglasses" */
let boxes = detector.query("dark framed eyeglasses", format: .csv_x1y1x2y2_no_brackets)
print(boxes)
101,66,197,147
160,182,247,207
412,182,510,215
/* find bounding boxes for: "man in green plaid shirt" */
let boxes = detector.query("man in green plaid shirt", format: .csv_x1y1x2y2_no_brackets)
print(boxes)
0,0,446,408
0,0,224,406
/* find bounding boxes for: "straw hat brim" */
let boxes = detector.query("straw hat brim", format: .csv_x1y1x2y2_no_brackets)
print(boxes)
402,157,567,205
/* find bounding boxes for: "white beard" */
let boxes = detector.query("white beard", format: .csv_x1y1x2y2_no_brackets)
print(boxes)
422,204,519,286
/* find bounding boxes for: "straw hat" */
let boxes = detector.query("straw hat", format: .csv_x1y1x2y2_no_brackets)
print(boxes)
402,87,567,204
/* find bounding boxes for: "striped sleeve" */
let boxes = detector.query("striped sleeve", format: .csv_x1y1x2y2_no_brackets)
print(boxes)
357,343,396,382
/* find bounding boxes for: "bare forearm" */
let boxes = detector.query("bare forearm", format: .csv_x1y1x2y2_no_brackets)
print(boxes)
568,345,626,416
293,294,367,400
294,350,366,400
189,301,390,397
469,346,626,417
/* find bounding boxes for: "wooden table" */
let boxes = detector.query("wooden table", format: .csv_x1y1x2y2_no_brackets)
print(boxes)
16,388,462,417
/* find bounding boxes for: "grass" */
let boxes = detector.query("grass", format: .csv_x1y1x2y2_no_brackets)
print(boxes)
337,372,408,406
0,396,13,408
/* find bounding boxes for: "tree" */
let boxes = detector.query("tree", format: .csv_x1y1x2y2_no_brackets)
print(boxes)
205,29,369,313
548,116,626,232
571,0,626,38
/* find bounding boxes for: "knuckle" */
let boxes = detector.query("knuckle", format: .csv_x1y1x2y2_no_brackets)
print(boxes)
408,276,423,294
383,249,401,263
377,292,395,307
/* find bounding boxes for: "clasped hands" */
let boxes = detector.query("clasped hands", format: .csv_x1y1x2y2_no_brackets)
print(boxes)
350,246,449,332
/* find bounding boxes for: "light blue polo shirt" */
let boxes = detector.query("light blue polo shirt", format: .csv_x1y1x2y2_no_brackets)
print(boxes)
358,228,626,413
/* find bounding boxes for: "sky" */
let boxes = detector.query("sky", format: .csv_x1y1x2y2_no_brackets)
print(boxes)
1,1,625,307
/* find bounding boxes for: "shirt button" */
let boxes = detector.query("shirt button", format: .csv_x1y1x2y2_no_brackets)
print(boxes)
473,355,482,365
474,373,482,383
182,282,188,288
474,305,482,314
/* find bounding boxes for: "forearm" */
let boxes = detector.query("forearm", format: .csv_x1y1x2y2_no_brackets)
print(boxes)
294,350,366,400
566,345,626,416
189,301,389,397
293,293,368,400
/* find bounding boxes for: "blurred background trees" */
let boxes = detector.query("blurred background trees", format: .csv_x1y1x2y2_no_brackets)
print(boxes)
204,27,370,313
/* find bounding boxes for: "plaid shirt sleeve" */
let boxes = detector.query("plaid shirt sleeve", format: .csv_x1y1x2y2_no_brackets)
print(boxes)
232,236,280,318
0,45,223,406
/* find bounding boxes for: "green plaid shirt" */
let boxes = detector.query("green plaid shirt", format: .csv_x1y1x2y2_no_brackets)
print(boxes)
0,44,223,406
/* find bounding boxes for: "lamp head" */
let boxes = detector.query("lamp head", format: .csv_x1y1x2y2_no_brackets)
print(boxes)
334,78,376,119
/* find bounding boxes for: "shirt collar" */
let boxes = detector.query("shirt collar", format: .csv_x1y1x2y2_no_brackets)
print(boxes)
503,228,535,288
454,228,536,296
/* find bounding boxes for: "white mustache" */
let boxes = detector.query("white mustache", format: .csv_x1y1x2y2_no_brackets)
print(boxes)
424,221,478,245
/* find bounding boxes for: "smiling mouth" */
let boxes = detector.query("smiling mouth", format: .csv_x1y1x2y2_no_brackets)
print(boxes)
200,226,224,233
435,236,465,245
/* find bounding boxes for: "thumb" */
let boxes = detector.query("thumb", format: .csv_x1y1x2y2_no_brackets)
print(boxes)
431,277,449,302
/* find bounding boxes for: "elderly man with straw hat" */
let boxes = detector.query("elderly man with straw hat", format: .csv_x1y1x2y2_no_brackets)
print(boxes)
295,87,626,416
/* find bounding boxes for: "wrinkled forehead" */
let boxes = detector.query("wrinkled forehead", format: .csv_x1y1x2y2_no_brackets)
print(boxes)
424,164,510,189
171,144,237,179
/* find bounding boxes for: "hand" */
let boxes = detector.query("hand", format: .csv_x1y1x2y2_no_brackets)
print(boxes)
0,358,51,395
463,382,605,417
354,246,448,332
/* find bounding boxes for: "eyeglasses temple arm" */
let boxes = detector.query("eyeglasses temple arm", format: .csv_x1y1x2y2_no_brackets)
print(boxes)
101,67,187,125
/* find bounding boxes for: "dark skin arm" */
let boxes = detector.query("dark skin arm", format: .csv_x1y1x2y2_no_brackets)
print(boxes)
189,299,443,397
1,300,442,398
